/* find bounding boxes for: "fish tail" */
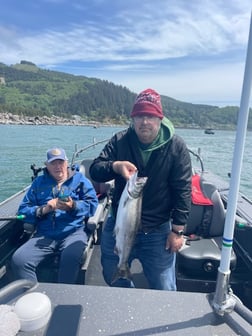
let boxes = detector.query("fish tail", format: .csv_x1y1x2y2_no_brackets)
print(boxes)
111,265,132,285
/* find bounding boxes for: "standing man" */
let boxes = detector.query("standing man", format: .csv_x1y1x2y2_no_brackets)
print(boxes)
12,147,98,284
89,88,192,290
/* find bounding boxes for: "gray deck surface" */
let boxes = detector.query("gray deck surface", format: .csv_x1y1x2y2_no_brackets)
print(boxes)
85,244,149,288
15,282,252,336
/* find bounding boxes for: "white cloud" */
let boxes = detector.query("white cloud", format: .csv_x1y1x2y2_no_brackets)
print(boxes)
1,1,251,63
0,0,251,105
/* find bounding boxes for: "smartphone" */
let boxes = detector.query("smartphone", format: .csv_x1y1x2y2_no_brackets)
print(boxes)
58,195,70,202
45,304,82,336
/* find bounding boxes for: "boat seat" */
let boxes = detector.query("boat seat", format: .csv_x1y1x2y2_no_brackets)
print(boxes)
178,174,237,276
22,220,96,284
185,181,226,238
79,158,114,196
79,158,114,233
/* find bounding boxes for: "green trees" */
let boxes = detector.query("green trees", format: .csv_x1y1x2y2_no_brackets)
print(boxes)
0,62,251,129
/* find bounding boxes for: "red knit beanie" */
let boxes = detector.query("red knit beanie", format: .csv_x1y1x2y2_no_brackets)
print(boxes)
130,88,163,119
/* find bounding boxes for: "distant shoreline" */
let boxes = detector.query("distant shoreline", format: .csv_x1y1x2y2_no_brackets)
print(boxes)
0,112,125,127
0,112,244,131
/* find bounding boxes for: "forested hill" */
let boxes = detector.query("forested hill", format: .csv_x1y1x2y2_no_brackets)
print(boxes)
0,61,251,130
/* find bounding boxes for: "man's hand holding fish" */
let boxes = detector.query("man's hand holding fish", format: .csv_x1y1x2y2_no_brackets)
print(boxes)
112,161,137,180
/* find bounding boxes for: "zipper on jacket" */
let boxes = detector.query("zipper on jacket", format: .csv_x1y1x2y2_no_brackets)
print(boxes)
52,211,56,229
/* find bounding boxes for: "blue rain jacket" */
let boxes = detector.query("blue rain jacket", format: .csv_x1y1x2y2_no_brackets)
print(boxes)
18,167,98,239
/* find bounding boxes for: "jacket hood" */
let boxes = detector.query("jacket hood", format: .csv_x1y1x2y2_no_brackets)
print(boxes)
161,116,175,142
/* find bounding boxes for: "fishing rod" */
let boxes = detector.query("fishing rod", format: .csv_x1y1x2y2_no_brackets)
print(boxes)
0,215,25,221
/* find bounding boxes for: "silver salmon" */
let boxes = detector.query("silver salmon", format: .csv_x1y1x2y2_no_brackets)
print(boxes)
112,171,148,283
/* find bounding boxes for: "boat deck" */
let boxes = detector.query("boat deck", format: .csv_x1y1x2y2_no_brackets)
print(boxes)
3,244,251,335
85,244,149,288
11,282,252,336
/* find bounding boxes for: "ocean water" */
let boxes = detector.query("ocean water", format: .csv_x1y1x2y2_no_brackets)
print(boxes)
0,124,251,203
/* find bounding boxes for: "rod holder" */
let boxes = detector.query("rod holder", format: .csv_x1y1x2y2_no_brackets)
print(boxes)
211,270,236,316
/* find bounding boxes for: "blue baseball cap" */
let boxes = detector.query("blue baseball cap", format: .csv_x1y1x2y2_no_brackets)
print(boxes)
46,148,68,163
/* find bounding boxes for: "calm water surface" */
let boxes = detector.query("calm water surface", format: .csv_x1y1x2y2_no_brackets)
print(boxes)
0,124,251,203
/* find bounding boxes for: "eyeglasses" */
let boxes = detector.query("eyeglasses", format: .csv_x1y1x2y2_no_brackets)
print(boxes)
133,115,158,122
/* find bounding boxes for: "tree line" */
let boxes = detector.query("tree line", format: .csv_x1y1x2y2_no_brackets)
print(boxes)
0,61,251,129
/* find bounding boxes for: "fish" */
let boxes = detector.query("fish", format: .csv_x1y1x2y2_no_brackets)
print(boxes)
112,171,148,283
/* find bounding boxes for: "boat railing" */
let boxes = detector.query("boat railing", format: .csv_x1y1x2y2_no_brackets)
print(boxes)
188,148,204,172
70,137,110,166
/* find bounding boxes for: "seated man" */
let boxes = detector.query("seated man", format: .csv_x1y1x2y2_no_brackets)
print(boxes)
11,147,98,284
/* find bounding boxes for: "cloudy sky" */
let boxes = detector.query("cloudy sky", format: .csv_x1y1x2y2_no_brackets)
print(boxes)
1,0,252,106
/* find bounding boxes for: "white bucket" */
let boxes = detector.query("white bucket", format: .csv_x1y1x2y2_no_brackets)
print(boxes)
13,292,52,332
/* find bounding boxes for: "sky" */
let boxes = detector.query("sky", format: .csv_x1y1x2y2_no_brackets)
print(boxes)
1,0,252,107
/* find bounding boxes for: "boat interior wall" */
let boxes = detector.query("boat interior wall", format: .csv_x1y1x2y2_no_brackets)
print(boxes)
0,190,32,287
234,227,252,272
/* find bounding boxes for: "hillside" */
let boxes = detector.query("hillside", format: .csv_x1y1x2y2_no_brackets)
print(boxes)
0,61,251,129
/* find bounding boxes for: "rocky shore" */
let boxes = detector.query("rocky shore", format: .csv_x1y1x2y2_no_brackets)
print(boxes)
0,112,103,126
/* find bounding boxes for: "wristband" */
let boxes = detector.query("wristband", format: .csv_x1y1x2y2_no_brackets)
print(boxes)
171,228,184,236
36,206,45,219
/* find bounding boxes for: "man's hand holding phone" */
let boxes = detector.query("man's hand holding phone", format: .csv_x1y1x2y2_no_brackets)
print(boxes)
57,196,75,211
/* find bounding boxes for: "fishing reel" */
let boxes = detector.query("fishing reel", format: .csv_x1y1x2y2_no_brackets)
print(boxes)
30,164,43,181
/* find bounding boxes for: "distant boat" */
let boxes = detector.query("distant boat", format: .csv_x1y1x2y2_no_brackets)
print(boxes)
204,128,215,134
92,124,100,128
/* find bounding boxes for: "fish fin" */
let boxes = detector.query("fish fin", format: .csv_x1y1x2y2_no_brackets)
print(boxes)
123,196,130,207
114,246,119,255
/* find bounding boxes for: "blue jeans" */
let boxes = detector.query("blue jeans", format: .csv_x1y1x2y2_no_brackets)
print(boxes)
101,216,177,290
11,227,88,284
